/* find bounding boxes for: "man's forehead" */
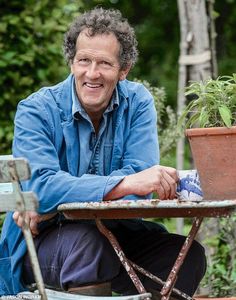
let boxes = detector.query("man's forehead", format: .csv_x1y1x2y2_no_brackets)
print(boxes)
76,29,118,46
74,29,120,59
75,50,116,63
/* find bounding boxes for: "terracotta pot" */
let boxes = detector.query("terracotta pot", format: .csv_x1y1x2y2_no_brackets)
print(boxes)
185,126,236,200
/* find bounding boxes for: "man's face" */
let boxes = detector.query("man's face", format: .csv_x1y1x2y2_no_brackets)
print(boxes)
71,30,130,118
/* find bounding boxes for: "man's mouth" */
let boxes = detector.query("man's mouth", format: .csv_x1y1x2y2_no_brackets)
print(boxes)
84,83,103,88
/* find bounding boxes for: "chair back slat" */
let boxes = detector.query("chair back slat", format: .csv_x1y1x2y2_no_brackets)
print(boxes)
0,157,38,212
0,157,31,183
0,156,48,300
0,192,38,212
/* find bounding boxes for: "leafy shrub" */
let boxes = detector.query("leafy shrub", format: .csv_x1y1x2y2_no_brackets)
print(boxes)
0,0,82,154
136,79,179,158
202,214,236,296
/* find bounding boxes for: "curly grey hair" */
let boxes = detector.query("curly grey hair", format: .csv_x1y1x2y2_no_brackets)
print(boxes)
63,7,138,70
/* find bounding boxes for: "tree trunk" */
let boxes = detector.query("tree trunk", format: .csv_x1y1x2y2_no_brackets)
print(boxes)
176,0,218,295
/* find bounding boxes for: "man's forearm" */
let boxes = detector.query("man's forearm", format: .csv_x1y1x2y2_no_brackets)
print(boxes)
103,165,179,201
103,177,131,201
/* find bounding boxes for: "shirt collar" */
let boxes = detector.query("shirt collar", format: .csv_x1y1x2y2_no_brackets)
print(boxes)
105,87,119,114
72,79,119,120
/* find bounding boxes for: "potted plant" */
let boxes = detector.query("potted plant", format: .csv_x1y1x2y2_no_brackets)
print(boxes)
178,73,236,200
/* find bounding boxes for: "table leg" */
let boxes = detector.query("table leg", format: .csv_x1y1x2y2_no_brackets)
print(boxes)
95,218,150,299
160,217,203,300
96,217,202,300
129,260,192,300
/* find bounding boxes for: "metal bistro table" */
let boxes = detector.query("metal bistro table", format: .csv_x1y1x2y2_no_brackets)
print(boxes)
58,198,236,300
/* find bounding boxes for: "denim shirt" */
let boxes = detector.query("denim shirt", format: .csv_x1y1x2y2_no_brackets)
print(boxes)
72,81,118,177
0,74,159,295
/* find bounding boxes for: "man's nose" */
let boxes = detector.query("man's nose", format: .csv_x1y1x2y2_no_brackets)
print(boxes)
86,61,100,79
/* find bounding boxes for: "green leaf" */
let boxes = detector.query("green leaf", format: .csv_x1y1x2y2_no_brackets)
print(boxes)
2,51,16,60
0,60,7,67
0,23,7,33
186,112,201,128
199,109,209,127
219,105,232,127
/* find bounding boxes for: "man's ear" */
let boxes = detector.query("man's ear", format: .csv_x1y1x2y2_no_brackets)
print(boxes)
119,65,131,81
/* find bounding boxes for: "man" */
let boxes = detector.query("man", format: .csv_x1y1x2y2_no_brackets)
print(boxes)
0,7,206,298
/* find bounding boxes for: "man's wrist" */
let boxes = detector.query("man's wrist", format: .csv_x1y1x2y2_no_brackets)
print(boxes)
103,175,132,201
120,175,133,196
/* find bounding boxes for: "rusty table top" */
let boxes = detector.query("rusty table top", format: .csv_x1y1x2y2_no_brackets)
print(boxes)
57,199,236,219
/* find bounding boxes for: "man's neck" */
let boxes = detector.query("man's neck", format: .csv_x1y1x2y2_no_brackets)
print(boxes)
88,112,103,135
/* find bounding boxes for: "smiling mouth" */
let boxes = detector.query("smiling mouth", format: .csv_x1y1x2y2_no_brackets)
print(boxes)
84,83,103,88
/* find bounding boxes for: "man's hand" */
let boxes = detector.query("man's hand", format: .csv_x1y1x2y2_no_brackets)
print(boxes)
123,165,179,200
104,165,179,201
13,211,57,237
13,211,42,236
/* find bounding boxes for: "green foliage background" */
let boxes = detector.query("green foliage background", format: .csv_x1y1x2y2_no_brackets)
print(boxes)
0,0,82,153
202,214,236,296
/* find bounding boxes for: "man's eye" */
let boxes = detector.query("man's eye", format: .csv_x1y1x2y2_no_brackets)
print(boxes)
100,61,114,69
101,61,111,66
78,58,90,64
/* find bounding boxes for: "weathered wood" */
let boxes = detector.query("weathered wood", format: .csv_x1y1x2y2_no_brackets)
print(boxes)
0,182,12,193
0,157,31,182
176,0,215,168
208,0,218,79
21,223,48,300
0,191,38,211
0,155,47,300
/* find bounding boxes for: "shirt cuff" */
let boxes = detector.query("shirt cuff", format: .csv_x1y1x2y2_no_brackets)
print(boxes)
103,175,126,197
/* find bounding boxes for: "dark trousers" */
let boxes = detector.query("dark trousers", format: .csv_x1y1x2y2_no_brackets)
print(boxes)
23,219,206,296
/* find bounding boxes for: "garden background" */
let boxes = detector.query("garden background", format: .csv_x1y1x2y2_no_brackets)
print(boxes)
0,0,236,296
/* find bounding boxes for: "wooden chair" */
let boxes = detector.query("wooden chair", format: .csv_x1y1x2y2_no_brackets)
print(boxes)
0,156,151,300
